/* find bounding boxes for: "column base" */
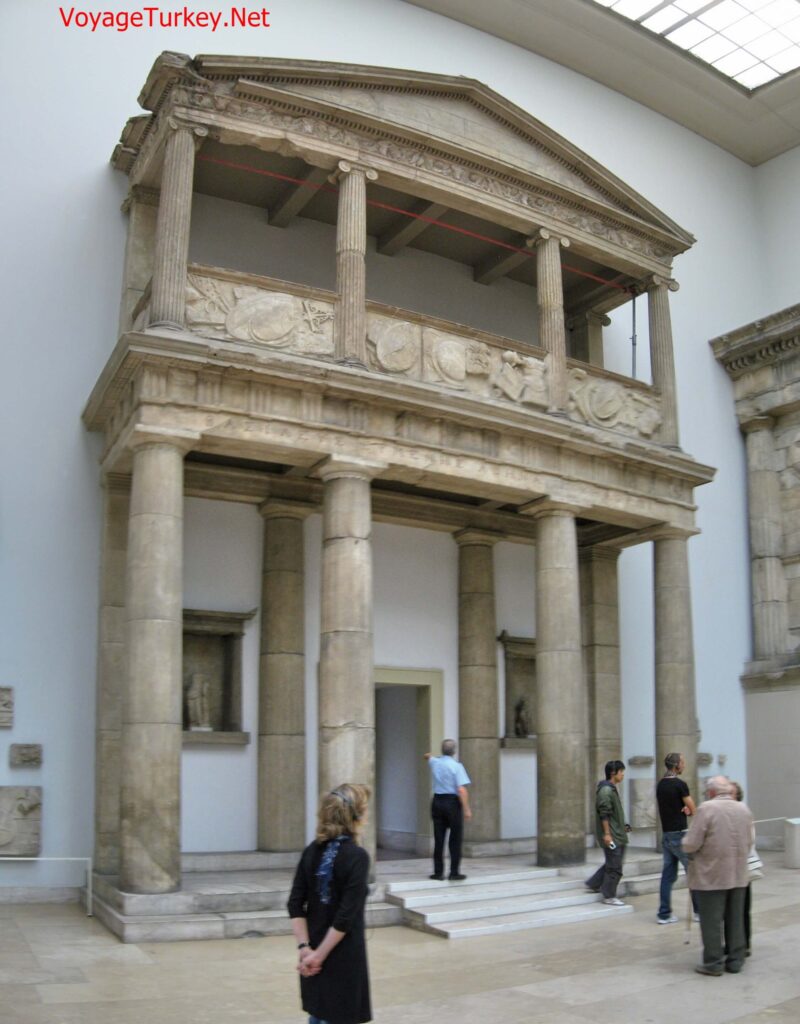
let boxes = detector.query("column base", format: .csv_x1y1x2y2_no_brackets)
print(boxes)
537,835,586,867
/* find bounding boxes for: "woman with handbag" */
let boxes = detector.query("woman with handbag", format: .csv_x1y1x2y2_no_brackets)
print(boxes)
288,784,372,1024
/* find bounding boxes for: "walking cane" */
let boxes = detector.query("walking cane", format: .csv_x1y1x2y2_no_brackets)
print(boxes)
684,889,692,944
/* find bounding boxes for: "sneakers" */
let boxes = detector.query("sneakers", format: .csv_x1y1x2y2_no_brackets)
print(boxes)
602,897,627,906
657,914,679,924
693,912,700,923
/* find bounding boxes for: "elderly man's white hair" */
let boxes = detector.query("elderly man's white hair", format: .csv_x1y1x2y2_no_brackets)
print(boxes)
705,775,732,797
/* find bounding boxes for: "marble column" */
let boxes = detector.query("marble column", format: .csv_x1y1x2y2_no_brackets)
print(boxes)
257,499,314,851
743,417,789,660
647,276,680,447
653,531,699,804
119,187,158,335
568,311,609,367
534,505,585,865
93,474,130,875
580,546,622,790
119,427,195,894
535,230,570,412
455,529,501,842
149,120,207,330
317,455,385,862
332,161,378,365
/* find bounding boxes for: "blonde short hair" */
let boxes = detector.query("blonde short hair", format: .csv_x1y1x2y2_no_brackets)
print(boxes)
316,783,371,843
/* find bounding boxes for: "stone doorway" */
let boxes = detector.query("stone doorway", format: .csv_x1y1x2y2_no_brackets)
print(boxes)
374,668,444,859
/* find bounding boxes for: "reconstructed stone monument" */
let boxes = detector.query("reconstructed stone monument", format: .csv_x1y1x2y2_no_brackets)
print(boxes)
0,787,42,856
84,53,712,905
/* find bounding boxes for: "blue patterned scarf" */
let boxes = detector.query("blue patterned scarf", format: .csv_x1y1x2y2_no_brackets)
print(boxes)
316,835,350,904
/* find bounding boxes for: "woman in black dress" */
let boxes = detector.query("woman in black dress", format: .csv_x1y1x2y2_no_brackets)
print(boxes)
288,783,372,1024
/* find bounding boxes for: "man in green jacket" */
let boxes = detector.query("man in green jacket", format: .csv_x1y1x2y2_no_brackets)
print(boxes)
585,760,629,906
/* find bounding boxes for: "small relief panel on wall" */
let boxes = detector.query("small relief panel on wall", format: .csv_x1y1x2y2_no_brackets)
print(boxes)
629,778,657,830
10,744,42,768
0,687,13,728
0,787,42,856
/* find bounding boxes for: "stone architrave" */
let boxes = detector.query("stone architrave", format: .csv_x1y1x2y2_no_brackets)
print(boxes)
119,427,197,895
10,745,43,768
332,161,378,365
0,688,12,728
258,498,315,852
653,531,699,805
533,504,586,865
535,230,570,412
0,787,42,856
316,455,386,864
455,529,501,842
646,275,680,446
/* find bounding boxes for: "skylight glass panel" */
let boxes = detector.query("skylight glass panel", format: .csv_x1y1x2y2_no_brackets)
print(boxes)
589,0,800,88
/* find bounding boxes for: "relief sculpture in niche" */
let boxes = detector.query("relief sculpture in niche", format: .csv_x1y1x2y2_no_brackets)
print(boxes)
0,787,42,856
0,687,13,728
490,351,548,407
367,315,421,375
186,274,335,356
568,367,662,438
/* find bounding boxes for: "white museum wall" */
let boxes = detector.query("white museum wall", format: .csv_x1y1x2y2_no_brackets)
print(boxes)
754,144,800,314
0,0,777,885
181,498,262,852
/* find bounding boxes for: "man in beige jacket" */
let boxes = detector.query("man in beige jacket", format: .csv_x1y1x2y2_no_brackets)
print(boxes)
682,776,754,976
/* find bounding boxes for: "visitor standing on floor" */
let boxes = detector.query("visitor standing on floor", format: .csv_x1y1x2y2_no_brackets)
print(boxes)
586,760,630,906
682,775,754,976
288,783,372,1024
655,752,699,924
731,780,759,958
424,739,472,881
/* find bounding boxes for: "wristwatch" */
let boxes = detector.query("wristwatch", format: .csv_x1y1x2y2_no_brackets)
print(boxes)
298,942,310,950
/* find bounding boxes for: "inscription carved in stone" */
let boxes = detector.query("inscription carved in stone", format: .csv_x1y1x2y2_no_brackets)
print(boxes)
186,273,335,355
568,367,662,438
0,787,42,856
9,745,42,768
629,778,657,829
0,687,12,728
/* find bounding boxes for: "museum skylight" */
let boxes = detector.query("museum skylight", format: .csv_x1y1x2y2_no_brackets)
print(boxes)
589,0,800,87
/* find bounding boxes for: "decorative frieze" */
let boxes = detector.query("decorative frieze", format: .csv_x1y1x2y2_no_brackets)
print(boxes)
9,745,42,768
0,687,12,728
568,367,662,438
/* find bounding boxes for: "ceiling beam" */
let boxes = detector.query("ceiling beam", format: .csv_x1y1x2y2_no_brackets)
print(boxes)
268,166,329,228
474,240,534,285
377,200,449,255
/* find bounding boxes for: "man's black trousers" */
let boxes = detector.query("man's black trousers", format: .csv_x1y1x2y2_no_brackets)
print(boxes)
431,794,463,877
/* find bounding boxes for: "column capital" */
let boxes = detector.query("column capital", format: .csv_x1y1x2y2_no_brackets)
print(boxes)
567,310,611,329
518,497,579,520
453,527,503,547
643,273,679,293
311,453,387,483
741,415,775,434
642,524,698,543
165,116,209,148
125,425,200,455
122,185,160,214
258,497,317,520
533,228,570,249
579,544,622,563
330,160,379,184
102,471,132,495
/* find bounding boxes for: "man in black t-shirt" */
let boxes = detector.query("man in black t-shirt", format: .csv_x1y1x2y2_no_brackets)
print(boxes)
656,752,698,923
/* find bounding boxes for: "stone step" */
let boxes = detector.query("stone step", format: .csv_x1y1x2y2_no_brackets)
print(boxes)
181,850,300,872
427,900,633,939
91,891,401,943
622,871,688,898
386,876,578,909
385,868,558,894
404,890,602,927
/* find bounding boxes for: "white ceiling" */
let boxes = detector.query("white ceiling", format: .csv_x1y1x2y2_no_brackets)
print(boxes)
403,0,800,164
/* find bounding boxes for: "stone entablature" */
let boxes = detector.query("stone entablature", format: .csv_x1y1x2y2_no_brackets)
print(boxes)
174,265,662,441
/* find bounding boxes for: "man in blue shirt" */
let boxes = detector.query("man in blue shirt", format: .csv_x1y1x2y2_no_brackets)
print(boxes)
424,739,472,880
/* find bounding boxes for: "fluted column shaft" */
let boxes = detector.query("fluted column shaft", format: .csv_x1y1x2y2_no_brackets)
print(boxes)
654,534,699,803
580,547,622,799
455,530,501,842
333,161,377,365
120,431,192,893
149,123,200,329
318,456,384,862
647,277,680,446
535,508,585,865
258,501,313,851
93,476,130,875
744,418,788,659
535,231,570,412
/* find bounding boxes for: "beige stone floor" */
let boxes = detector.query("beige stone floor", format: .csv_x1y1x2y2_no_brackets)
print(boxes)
1,851,798,1024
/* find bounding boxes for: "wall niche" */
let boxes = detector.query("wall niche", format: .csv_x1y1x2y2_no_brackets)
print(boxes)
499,631,537,749
182,609,255,746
